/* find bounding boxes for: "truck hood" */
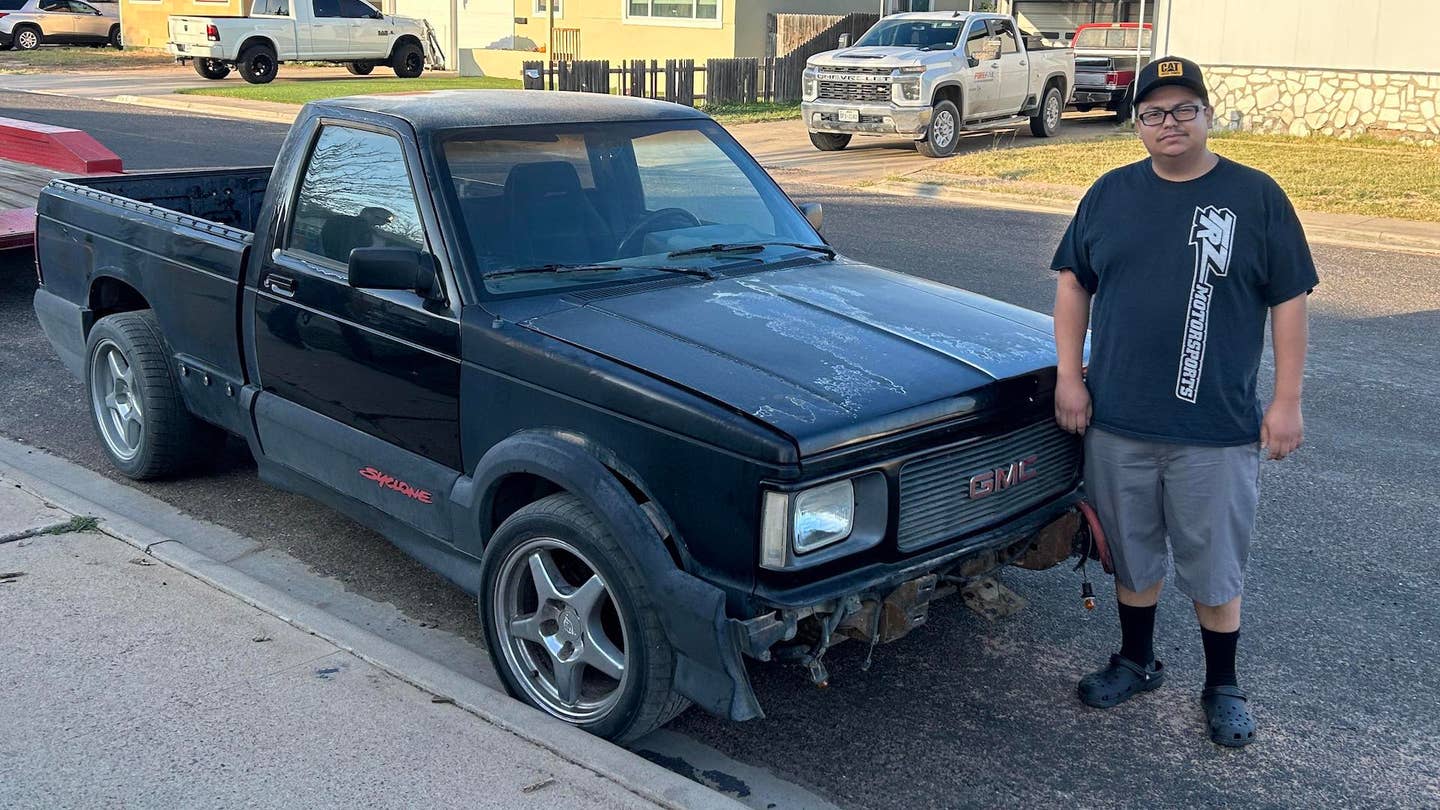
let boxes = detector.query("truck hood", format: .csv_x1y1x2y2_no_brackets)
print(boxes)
518,260,1058,456
808,46,933,69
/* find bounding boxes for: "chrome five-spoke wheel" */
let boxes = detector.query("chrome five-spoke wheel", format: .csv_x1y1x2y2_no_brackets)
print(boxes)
493,537,629,722
90,338,144,461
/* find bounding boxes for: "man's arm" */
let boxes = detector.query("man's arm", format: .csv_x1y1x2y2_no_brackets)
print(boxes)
1053,270,1092,435
1262,293,1308,460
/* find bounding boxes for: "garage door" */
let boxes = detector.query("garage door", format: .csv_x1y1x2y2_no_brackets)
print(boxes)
1013,1,1149,41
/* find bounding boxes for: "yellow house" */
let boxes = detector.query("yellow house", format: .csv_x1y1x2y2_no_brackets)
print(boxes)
509,0,877,62
119,0,247,50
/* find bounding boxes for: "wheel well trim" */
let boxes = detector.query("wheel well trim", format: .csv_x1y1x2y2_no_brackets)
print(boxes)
458,429,761,722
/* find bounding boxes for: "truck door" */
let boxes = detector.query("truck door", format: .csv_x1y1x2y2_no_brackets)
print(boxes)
962,19,1000,119
991,20,1031,114
247,121,462,539
340,0,391,60
308,0,349,58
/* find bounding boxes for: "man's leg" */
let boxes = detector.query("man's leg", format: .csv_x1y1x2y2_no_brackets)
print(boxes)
1165,443,1260,745
1078,429,1168,708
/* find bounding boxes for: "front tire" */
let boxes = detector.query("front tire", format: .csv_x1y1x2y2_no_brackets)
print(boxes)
84,311,224,480
916,99,960,158
108,24,122,49
390,41,423,78
13,25,41,51
345,61,374,76
1030,85,1063,137
193,58,230,80
480,493,689,743
808,131,851,152
237,44,278,84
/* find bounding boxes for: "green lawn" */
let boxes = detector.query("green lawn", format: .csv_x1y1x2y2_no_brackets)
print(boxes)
177,76,522,104
914,131,1440,222
700,102,801,125
0,46,173,73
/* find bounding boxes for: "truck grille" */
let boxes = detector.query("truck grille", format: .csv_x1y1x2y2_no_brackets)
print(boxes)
896,419,1080,552
818,81,891,102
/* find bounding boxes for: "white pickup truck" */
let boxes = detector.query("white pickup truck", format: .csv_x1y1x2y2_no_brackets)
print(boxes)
168,0,435,85
802,11,1074,157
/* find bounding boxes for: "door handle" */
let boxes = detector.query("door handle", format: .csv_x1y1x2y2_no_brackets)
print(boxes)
264,273,296,298
1019,60,1027,65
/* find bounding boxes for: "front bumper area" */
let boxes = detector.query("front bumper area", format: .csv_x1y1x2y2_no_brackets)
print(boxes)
802,99,932,138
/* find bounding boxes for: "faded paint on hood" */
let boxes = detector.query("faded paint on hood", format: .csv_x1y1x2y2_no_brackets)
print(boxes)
520,260,1058,455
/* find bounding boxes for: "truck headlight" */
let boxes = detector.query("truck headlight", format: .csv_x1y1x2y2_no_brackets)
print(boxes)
803,68,819,102
894,79,922,103
792,480,854,553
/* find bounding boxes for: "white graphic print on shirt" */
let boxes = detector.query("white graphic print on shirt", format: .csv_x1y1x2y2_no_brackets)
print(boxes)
1175,205,1236,403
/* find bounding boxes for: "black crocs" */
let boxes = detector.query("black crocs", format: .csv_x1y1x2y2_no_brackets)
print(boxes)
1203,685,1257,747
1078,653,1165,708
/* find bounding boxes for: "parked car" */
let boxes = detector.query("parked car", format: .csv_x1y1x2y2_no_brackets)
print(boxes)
0,0,120,51
1070,22,1152,121
802,11,1074,157
167,0,433,84
33,91,1086,743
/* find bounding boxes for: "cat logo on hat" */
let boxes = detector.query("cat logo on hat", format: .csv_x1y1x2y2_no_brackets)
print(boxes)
1158,61,1184,77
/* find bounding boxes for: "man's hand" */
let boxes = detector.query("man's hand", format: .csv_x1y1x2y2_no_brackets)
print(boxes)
1055,374,1092,435
1261,398,1303,460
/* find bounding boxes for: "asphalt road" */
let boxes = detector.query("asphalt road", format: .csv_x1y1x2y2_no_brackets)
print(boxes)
2,92,1438,808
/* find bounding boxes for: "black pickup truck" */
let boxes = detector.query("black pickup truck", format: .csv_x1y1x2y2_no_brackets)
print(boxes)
34,90,1083,743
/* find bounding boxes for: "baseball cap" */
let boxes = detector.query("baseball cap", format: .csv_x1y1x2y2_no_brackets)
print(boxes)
1134,56,1209,106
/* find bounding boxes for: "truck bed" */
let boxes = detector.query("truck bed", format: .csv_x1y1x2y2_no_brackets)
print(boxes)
33,167,271,437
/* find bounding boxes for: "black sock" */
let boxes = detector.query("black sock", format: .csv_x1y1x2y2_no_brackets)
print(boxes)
1117,602,1156,666
1201,628,1240,688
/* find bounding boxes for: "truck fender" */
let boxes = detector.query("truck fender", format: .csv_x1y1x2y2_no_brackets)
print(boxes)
453,429,763,722
236,35,276,61
387,34,422,62
930,80,964,112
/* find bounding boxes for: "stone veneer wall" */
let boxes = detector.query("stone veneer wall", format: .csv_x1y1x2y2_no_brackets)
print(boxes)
1204,66,1440,145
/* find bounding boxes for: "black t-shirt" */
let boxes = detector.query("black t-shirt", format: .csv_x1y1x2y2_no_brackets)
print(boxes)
1051,156,1318,446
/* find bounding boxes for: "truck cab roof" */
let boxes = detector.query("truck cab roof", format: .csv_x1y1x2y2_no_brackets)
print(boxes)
308,90,709,133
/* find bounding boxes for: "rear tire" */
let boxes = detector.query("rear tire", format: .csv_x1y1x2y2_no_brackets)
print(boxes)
237,44,278,84
84,311,225,480
390,41,423,78
193,58,230,80
108,24,122,49
345,61,374,76
916,99,960,158
13,25,41,51
808,132,851,152
1030,85,1063,137
1111,87,1134,124
479,493,689,743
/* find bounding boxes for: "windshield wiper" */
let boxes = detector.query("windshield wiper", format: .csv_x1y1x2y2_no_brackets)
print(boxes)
666,241,836,260
483,263,717,281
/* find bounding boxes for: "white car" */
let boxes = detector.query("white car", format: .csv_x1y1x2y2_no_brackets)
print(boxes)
0,0,120,51
168,0,433,84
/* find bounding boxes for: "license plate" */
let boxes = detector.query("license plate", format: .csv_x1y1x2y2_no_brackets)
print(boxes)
837,109,860,123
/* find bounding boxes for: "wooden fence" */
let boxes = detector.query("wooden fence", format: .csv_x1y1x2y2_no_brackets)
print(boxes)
521,12,878,108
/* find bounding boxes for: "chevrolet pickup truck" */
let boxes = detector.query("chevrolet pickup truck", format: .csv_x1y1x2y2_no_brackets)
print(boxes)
33,90,1084,743
167,0,434,84
803,11,1074,157
1070,22,1152,121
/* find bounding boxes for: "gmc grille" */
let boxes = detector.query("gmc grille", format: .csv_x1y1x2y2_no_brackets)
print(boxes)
896,419,1081,552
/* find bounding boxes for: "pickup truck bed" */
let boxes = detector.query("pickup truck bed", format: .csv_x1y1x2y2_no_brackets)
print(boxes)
34,168,267,437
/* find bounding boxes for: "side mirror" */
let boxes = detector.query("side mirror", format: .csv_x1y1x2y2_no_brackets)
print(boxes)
837,33,850,48
348,247,439,299
371,10,382,18
967,55,979,68
799,202,823,232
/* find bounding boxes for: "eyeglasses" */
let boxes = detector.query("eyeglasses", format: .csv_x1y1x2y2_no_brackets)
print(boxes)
1138,104,1204,126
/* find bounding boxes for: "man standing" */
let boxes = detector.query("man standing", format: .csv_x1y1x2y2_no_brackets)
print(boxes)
1050,56,1317,747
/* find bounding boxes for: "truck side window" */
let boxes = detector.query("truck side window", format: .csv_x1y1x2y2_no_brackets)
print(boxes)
312,0,340,18
254,0,289,14
992,21,1019,54
964,21,998,61
289,126,426,267
340,0,377,18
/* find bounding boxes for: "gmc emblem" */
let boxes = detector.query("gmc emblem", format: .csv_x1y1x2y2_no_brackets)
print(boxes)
968,454,1039,499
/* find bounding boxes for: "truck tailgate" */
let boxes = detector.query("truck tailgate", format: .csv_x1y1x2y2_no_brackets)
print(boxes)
168,15,219,48
33,168,269,437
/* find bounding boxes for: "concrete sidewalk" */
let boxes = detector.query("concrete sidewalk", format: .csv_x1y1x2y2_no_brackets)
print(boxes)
0,467,736,809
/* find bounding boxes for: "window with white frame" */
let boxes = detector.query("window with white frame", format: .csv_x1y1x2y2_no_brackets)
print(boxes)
533,0,561,15
627,0,717,21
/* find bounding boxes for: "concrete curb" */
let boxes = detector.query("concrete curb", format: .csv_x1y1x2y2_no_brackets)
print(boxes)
0,437,742,810
109,93,300,125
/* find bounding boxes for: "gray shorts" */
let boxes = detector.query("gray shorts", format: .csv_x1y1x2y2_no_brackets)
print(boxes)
1083,427,1261,606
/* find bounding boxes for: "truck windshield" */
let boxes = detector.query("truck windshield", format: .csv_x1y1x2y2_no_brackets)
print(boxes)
437,120,822,296
853,19,963,49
